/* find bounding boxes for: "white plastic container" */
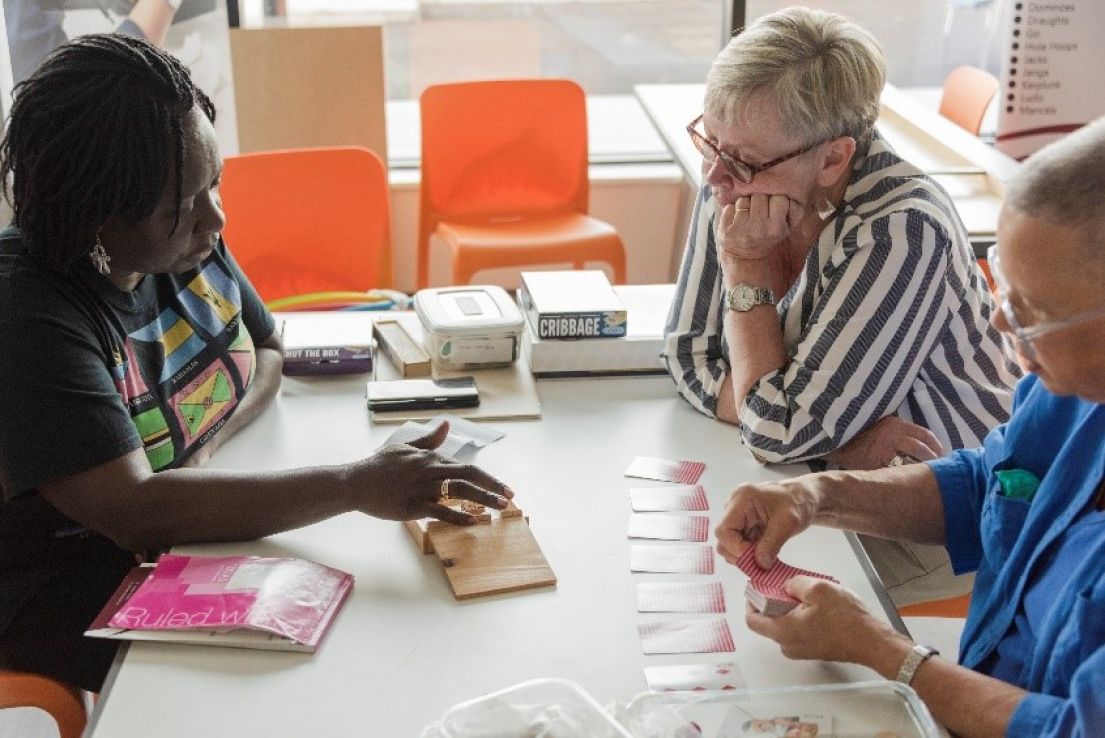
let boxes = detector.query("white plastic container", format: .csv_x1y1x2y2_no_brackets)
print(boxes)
619,681,946,738
414,286,524,370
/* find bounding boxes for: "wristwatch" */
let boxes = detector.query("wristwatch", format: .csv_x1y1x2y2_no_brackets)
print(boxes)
722,282,776,312
896,644,939,686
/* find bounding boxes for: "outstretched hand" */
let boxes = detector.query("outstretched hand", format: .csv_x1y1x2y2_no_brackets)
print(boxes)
350,420,513,524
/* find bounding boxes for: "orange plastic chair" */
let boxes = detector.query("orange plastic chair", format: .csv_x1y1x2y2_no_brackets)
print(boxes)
220,146,393,303
898,592,972,618
939,65,999,136
0,671,87,738
977,256,996,293
417,79,627,289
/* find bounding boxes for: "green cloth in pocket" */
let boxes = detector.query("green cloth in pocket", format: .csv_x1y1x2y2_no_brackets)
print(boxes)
995,468,1041,502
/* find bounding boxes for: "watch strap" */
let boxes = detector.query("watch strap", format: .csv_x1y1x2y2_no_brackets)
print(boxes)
896,643,939,685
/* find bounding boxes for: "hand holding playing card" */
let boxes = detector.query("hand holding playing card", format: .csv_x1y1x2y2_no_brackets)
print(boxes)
745,575,907,666
736,545,838,617
714,478,820,569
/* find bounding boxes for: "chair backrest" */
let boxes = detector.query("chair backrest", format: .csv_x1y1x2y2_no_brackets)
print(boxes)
417,79,590,266
939,65,999,136
219,146,393,303
0,671,86,738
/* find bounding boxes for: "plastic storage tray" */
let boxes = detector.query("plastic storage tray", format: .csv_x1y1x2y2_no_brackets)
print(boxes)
620,681,945,738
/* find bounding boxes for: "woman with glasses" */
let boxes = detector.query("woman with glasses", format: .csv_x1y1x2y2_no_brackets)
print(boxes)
661,7,1019,605
714,117,1105,738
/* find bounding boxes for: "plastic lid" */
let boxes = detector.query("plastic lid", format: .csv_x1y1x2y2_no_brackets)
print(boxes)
414,285,524,337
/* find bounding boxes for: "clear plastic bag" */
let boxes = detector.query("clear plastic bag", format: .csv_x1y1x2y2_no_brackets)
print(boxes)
420,678,633,738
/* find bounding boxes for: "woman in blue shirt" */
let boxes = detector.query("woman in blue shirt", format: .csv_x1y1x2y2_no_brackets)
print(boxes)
714,117,1105,737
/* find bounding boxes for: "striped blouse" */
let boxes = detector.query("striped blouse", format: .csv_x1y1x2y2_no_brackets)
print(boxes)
661,133,1021,463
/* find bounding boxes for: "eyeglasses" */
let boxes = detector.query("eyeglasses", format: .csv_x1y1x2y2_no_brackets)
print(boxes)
987,244,1105,361
686,114,825,184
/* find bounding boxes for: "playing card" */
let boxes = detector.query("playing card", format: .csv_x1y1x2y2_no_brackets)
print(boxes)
629,485,709,512
630,545,715,574
637,581,726,613
628,514,710,542
719,708,834,737
625,456,706,484
643,661,745,692
736,546,839,616
743,582,799,617
638,618,735,654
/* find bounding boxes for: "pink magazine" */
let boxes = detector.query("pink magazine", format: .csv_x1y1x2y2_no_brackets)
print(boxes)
87,554,354,652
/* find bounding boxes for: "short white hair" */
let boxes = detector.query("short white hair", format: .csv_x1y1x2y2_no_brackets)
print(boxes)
1005,116,1105,265
705,6,886,151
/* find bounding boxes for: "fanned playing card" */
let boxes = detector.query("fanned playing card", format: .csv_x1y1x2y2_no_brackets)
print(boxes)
638,618,735,654
629,485,709,512
637,581,725,613
630,545,715,574
628,514,710,542
736,545,838,616
643,661,745,691
624,456,706,484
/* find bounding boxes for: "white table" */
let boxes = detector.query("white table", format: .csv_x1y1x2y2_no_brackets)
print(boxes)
633,82,1018,247
89,372,901,736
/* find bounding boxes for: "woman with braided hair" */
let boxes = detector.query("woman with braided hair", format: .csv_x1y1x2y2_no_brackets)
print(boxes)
0,34,511,692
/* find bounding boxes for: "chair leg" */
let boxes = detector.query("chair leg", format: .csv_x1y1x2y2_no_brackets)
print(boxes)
611,260,626,285
898,592,972,618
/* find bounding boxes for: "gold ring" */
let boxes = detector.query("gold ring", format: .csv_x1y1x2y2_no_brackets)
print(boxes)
734,207,750,213
440,478,452,501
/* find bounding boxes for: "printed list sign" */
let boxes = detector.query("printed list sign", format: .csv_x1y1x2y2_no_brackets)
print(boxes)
996,2,1105,159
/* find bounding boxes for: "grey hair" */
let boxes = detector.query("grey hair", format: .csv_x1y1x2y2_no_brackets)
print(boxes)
704,6,886,153
1005,117,1105,261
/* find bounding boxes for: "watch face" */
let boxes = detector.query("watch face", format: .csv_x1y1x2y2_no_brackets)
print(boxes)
733,285,755,311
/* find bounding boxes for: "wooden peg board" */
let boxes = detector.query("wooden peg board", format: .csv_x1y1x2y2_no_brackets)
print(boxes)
405,500,556,599
373,319,432,377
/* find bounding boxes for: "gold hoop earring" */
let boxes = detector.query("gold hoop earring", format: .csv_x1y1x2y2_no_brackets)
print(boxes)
89,233,111,276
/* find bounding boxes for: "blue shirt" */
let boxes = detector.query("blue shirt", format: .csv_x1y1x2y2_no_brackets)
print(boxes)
930,375,1105,737
985,508,1105,685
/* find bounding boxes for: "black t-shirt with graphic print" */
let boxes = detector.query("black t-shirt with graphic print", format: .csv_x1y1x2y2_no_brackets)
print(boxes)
0,225,275,636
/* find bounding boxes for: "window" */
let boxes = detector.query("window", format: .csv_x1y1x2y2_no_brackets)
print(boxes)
241,0,722,100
